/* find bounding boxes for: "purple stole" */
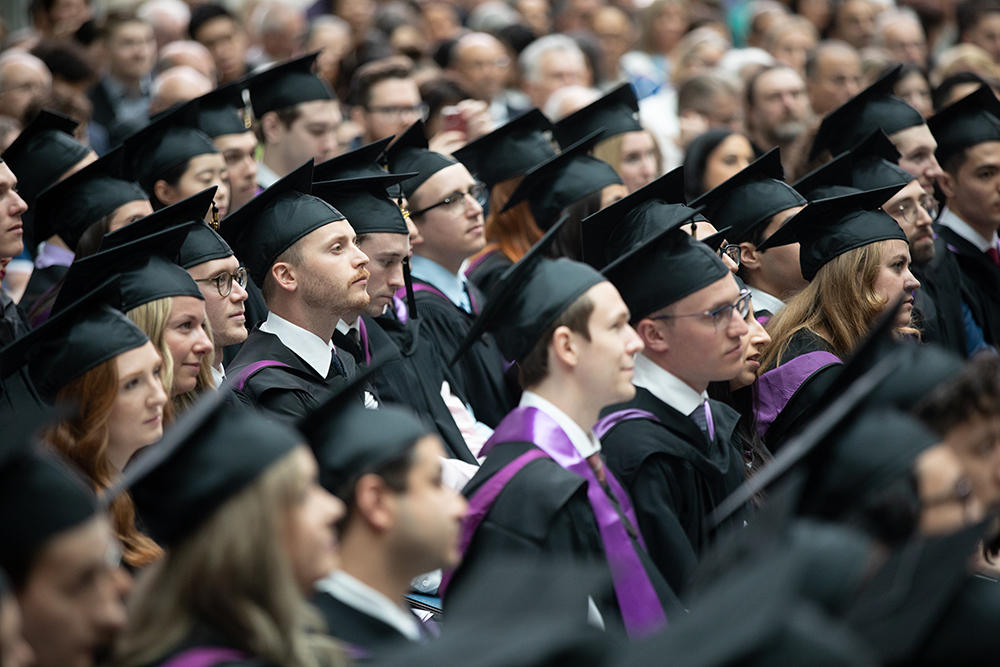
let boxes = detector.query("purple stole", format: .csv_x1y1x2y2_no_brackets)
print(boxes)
158,648,249,667
395,282,480,314
357,317,371,365
755,351,841,438
441,406,669,638
463,248,497,278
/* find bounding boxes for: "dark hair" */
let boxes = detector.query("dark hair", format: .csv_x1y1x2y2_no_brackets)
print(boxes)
420,75,473,135
496,23,538,56
941,146,971,177
957,0,1000,38
677,73,736,117
100,10,148,41
707,381,770,482
149,159,191,210
254,105,302,143
682,127,737,200
518,293,595,389
914,353,1000,436
932,72,988,111
348,56,415,108
189,3,239,40
30,39,97,84
850,472,922,546
337,446,416,529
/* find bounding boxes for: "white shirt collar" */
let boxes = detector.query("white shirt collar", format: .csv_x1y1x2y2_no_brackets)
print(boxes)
256,161,280,189
259,311,333,377
938,206,999,253
210,364,225,388
335,318,361,335
747,285,785,314
632,353,707,416
315,571,423,641
518,390,601,459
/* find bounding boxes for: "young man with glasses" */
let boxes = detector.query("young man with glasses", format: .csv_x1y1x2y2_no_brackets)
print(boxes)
386,121,516,428
586,186,751,598
349,58,428,148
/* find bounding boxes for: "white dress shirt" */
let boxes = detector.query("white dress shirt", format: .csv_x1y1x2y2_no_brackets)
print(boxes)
938,206,999,252
632,353,707,416
748,285,785,315
210,364,226,388
259,311,334,376
518,390,601,459
315,571,422,641
256,161,281,189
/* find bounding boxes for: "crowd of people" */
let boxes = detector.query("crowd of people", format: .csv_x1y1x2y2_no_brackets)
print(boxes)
3,0,1000,664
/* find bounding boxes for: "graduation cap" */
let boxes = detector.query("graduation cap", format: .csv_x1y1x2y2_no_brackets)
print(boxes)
245,52,334,117
312,176,411,235
810,64,925,161
452,216,606,364
927,84,1000,166
755,186,907,281
31,147,147,251
867,342,964,412
699,225,733,253
106,388,302,547
0,109,92,205
850,129,915,190
580,166,696,269
792,151,859,201
196,81,252,138
452,109,558,190
298,360,430,497
0,278,148,403
313,136,397,182
384,121,458,200
499,132,623,231
52,222,203,315
602,218,731,323
120,99,219,194
552,83,642,148
689,149,807,244
910,573,1000,665
219,160,346,288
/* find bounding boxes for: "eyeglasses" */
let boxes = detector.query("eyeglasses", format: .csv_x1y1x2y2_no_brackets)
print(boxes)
887,196,938,225
367,103,429,121
410,182,488,217
718,243,741,267
652,289,752,331
194,266,249,297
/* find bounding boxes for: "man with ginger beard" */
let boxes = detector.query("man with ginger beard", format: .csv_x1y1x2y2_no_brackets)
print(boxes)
220,160,369,421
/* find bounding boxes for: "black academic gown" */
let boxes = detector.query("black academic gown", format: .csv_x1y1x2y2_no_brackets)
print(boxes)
936,224,1000,348
599,388,746,597
759,329,842,452
226,325,360,422
0,291,47,420
222,281,268,368
465,248,512,300
408,278,517,428
910,236,968,357
19,264,67,313
333,314,476,463
447,440,682,633
311,591,425,656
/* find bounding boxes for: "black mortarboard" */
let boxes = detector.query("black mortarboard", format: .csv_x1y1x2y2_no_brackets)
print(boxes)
53,223,203,314
453,109,557,190
690,149,807,243
31,147,147,250
499,133,623,230
580,167,697,269
927,84,1000,165
552,83,642,148
220,160,347,287
755,186,907,281
196,81,252,138
602,220,731,322
384,121,458,200
1,281,149,403
699,226,733,253
312,176,412,235
850,129,915,191
299,362,430,497
452,216,605,364
792,150,858,201
246,52,333,117
0,109,92,204
109,389,301,547
120,100,219,194
910,575,1000,665
868,342,964,412
313,137,396,181
810,64,925,160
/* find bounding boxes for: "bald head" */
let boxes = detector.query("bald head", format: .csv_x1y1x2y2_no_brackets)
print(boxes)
158,40,217,82
250,1,306,62
451,32,509,102
149,66,214,116
0,51,52,122
805,40,862,116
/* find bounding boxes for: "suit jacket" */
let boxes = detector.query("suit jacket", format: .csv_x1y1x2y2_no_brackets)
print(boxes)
312,591,423,655
936,224,1000,348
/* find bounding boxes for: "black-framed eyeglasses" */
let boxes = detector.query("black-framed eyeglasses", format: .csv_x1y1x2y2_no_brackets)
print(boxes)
367,103,429,121
410,182,488,217
886,195,938,225
651,289,752,331
719,243,741,267
193,266,249,297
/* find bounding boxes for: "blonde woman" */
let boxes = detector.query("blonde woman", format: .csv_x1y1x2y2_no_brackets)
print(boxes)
114,398,346,667
754,187,920,450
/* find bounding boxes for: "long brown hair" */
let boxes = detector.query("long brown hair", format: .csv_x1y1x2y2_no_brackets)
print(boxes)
760,241,919,371
115,448,346,667
477,175,544,264
45,358,164,568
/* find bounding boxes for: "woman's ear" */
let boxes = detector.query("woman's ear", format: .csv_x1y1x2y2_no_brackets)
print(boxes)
152,179,175,207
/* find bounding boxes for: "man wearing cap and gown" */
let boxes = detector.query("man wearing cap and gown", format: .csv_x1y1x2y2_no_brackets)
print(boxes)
197,82,260,213
312,146,479,464
928,86,1000,352
385,121,515,428
300,378,465,653
690,148,808,321
220,161,366,421
445,218,680,637
1,111,96,309
582,185,749,596
245,53,342,189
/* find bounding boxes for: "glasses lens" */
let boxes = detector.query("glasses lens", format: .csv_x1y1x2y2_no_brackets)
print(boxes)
471,183,488,205
725,245,741,266
921,197,938,219
217,272,233,297
236,267,249,288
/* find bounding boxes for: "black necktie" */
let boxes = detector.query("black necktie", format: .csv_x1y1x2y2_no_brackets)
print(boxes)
328,349,345,378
